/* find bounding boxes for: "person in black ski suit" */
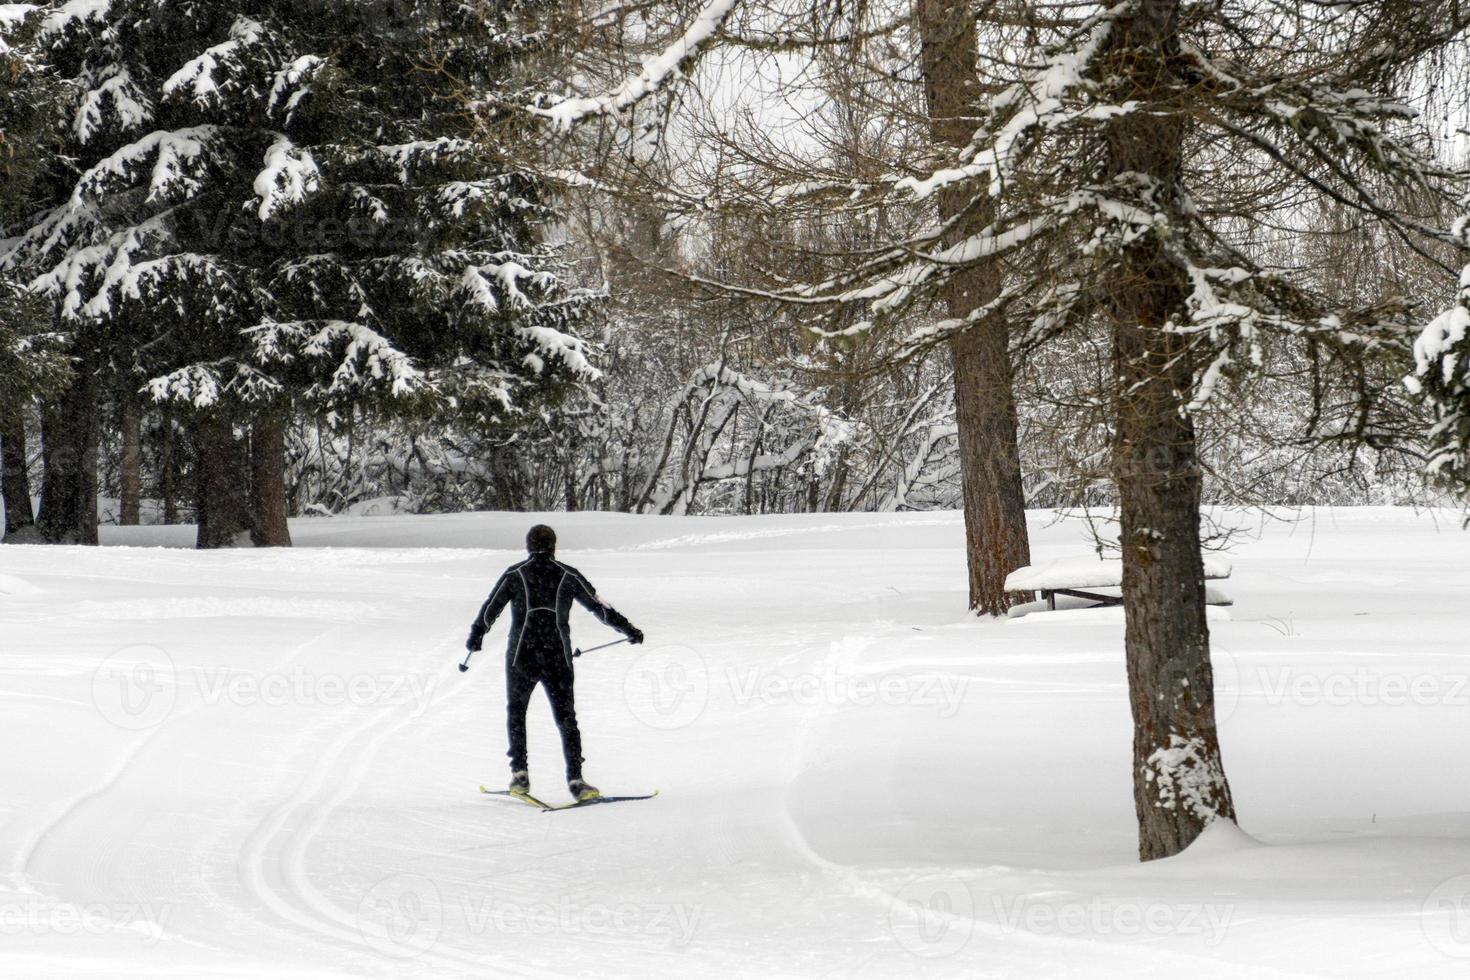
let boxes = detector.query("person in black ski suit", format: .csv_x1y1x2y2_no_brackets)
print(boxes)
465,524,642,801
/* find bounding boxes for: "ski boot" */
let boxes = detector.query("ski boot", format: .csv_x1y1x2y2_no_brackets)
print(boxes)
568,778,601,802
509,770,531,797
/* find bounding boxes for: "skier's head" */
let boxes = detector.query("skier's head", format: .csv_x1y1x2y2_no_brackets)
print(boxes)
526,524,557,556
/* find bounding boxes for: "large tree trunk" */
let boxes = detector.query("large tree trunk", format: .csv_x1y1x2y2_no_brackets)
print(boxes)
1103,0,1236,860
916,0,1031,615
119,393,142,526
248,415,292,547
194,416,251,549
36,348,100,545
1,408,36,539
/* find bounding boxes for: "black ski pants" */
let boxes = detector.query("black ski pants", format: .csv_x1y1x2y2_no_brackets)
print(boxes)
505,643,582,781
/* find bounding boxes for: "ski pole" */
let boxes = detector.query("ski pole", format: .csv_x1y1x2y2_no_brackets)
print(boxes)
574,638,630,659
465,637,627,671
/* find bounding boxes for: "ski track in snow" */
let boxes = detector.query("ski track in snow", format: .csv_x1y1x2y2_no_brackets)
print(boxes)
233,633,524,976
12,619,357,962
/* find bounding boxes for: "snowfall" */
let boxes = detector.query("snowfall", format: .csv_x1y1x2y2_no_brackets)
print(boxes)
3,506,1470,978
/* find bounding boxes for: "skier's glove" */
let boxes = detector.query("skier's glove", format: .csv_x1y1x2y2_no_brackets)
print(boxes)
627,627,644,645
466,639,481,653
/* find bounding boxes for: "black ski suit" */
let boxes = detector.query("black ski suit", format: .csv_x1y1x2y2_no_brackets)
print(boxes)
466,551,638,779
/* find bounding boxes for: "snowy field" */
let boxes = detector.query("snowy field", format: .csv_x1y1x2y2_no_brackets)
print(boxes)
3,507,1470,978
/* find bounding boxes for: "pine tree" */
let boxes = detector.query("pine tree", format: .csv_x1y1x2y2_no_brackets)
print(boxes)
1,5,73,541
3,0,596,547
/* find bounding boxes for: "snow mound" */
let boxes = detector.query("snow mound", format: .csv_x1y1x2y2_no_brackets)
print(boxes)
336,495,412,517
0,573,42,596
1175,819,1264,859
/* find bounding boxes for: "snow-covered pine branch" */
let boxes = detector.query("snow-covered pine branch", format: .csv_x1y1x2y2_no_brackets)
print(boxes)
1407,262,1470,490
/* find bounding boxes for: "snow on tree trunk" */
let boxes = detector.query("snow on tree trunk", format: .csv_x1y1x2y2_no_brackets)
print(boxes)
249,415,291,548
194,417,250,550
917,0,1031,615
1103,0,1236,860
1,408,35,538
1114,292,1237,860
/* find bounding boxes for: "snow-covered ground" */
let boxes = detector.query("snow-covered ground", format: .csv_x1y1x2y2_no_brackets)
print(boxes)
3,507,1470,978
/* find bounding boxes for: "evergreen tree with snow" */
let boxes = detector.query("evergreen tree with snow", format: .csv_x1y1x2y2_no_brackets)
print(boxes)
1411,262,1470,495
1,4,79,541
3,0,596,547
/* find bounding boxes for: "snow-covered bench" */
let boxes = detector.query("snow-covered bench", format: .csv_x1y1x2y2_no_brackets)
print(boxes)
1004,556,1233,611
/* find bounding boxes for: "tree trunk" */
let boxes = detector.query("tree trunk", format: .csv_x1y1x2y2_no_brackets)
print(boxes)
159,412,179,524
949,329,1031,612
916,0,1031,616
1103,0,1236,860
35,348,100,545
119,393,142,525
249,415,292,547
194,415,250,549
563,432,580,511
1,408,36,539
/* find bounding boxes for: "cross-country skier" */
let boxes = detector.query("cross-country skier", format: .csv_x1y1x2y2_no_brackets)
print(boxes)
464,524,643,802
